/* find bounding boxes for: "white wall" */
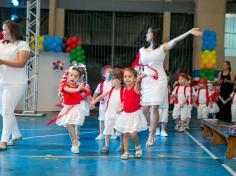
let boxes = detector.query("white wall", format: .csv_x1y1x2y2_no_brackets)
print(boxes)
226,56,236,74
16,52,70,111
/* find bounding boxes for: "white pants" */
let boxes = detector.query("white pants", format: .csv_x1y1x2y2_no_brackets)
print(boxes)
231,106,236,123
172,104,188,121
0,84,26,142
197,104,208,119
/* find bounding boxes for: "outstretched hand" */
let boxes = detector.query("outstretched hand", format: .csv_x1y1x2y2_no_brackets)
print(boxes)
190,28,202,36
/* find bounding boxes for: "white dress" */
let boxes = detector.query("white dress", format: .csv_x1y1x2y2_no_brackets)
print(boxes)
103,88,122,135
139,45,167,106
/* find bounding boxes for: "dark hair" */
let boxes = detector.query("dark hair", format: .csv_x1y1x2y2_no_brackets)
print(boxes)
123,67,138,78
2,20,24,43
144,27,161,49
224,61,231,72
111,69,123,81
178,74,188,81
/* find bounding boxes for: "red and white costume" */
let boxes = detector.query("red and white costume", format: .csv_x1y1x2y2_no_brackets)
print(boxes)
172,85,190,121
104,87,124,135
196,88,209,119
230,91,236,123
94,80,112,121
56,83,86,127
208,90,220,114
114,86,148,133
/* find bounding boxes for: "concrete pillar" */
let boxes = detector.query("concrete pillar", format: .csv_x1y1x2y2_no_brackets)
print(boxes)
48,0,57,36
193,0,226,70
162,11,171,71
55,8,65,37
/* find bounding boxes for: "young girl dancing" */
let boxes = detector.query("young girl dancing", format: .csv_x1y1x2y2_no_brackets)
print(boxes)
49,64,91,153
91,69,123,153
114,67,148,160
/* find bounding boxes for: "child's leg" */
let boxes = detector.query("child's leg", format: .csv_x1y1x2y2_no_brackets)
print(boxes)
100,135,111,153
131,132,142,158
75,125,80,139
131,132,139,147
120,133,129,159
100,120,104,135
123,133,129,153
118,134,124,152
105,135,111,148
67,124,78,145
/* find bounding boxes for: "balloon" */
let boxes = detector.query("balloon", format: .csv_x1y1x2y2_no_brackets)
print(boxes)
200,63,206,69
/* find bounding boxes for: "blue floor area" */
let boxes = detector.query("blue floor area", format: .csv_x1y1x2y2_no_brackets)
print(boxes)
0,113,236,176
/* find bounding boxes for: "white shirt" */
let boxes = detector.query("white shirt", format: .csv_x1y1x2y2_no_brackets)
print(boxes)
230,92,236,108
172,86,190,105
198,89,208,104
0,40,30,84
94,80,112,109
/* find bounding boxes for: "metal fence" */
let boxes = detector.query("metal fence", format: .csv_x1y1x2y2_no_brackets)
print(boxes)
65,10,163,89
169,13,194,83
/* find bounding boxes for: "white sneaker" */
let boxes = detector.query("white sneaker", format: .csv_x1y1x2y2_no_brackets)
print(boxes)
111,134,118,140
71,141,80,154
95,134,104,141
155,128,161,136
160,130,168,137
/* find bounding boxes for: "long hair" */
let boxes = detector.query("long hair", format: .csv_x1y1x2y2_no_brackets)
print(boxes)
224,61,231,72
144,27,161,50
2,20,23,43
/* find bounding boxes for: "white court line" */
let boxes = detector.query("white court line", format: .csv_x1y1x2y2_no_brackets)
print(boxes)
185,130,236,176
22,131,99,140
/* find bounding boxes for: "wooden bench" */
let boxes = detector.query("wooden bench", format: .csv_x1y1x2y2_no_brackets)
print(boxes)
202,119,236,159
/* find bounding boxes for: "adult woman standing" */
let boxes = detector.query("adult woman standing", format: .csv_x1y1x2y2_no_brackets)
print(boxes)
216,61,234,123
0,20,30,150
139,27,202,146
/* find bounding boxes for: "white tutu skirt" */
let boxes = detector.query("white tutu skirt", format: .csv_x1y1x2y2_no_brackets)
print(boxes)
114,109,148,133
56,104,85,127
208,103,219,114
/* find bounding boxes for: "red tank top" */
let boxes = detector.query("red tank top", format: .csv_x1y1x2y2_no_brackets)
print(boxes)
62,83,81,105
123,86,141,113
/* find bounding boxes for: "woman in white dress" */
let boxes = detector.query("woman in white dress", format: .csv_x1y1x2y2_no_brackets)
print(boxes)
0,20,30,150
139,27,202,146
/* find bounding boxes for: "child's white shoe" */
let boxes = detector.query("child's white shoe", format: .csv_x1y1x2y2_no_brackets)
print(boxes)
111,133,118,140
71,141,80,154
160,130,168,137
155,128,161,136
95,134,104,141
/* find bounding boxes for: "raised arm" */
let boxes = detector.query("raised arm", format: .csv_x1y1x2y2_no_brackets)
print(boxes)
64,84,84,93
163,28,202,53
134,72,146,93
0,50,30,68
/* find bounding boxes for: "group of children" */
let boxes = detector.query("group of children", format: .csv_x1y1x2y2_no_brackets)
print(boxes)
53,64,148,160
53,63,236,159
170,72,236,132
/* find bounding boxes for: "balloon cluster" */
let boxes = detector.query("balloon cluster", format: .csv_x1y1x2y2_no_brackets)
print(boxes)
52,60,64,71
69,46,85,64
0,31,3,40
43,35,63,52
27,34,86,64
30,35,45,51
65,36,82,53
199,30,217,81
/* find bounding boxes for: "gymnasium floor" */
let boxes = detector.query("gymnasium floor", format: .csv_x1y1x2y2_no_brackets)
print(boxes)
0,113,236,176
